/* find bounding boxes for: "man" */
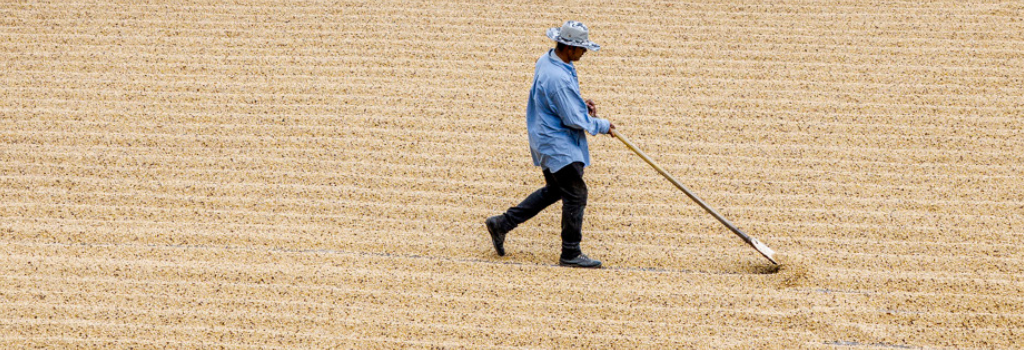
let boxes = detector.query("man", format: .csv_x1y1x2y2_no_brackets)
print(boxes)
486,20,614,268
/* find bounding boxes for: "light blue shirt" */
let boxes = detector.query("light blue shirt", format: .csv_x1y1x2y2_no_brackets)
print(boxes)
526,49,611,172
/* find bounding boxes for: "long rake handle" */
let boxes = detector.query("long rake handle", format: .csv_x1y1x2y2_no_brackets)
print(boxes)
612,131,778,264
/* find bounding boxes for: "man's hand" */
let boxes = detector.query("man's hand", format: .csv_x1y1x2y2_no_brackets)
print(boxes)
584,98,614,137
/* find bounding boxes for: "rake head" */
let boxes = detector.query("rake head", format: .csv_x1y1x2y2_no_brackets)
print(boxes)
749,238,778,265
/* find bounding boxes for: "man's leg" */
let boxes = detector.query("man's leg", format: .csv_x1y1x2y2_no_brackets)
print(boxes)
486,169,561,255
495,169,562,232
551,162,587,259
552,162,601,268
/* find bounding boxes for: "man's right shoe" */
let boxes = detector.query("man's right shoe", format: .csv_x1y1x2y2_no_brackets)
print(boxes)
559,253,602,268
485,216,506,256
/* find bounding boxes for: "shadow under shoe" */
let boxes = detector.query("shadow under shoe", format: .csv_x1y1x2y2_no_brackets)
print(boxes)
485,216,506,256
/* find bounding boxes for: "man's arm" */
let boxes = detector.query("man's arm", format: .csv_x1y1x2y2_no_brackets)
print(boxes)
550,84,610,136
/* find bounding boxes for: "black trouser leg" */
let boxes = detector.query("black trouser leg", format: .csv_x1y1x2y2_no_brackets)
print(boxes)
497,162,587,259
498,170,562,233
551,163,587,259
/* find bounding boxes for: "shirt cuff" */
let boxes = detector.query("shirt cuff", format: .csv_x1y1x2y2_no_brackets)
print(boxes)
596,118,611,135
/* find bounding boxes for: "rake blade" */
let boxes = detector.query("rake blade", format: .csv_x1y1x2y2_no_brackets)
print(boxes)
749,238,778,265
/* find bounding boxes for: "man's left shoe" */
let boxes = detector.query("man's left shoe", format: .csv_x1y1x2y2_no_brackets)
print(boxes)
559,253,602,268
485,216,506,256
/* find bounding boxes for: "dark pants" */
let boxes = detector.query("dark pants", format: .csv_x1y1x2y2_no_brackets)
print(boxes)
495,162,587,258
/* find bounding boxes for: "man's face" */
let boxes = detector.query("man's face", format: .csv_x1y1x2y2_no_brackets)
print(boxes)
568,46,587,62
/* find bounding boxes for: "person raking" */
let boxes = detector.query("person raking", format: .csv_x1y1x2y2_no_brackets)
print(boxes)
486,20,614,268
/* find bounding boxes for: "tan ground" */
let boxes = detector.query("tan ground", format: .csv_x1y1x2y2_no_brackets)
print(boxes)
2,0,1022,348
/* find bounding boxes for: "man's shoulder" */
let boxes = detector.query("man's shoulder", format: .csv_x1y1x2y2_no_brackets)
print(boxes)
535,58,573,84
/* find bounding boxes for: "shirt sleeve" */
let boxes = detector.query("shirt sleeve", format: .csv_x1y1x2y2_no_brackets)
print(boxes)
549,81,610,136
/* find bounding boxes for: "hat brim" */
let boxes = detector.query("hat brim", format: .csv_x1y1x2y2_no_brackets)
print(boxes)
546,27,601,52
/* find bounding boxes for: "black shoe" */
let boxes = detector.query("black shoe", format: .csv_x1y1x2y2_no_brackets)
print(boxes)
559,253,602,268
485,216,506,256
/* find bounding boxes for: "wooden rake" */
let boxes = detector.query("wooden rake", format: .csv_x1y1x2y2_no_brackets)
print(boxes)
612,130,779,265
